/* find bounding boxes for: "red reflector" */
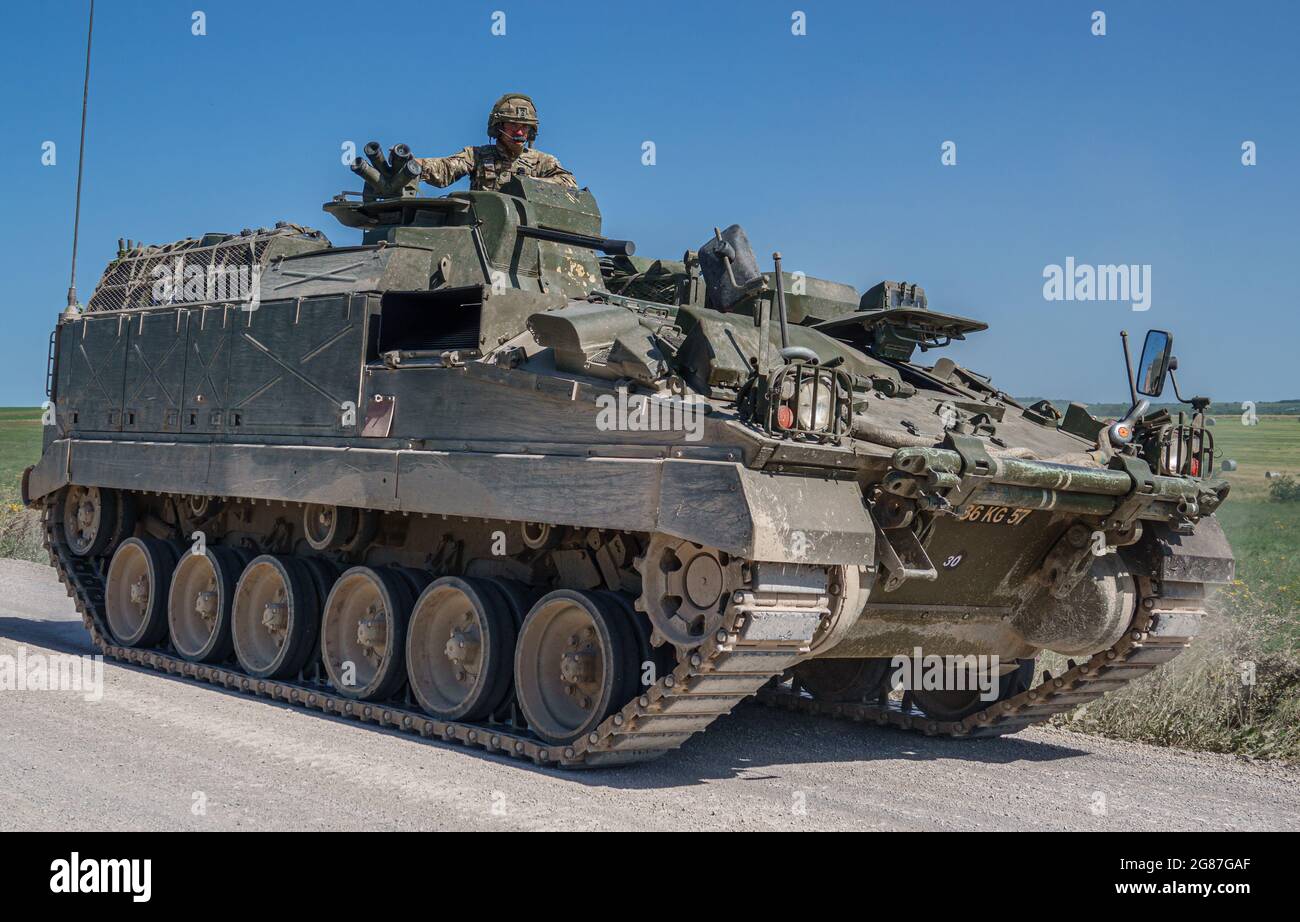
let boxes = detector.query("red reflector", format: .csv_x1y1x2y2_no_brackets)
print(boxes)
776,405,795,430
1190,458,1200,477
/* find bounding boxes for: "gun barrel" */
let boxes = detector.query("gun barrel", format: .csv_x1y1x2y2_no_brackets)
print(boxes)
515,225,635,257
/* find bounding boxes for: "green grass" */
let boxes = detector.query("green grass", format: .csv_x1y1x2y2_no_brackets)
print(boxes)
0,409,45,562
1210,414,1300,500
0,409,43,492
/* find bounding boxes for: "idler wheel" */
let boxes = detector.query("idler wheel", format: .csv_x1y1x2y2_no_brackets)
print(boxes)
104,537,178,647
407,577,517,721
167,545,245,663
61,485,118,558
321,566,415,700
514,590,639,745
232,555,320,679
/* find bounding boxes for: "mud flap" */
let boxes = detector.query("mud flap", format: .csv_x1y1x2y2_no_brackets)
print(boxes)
1144,516,1235,586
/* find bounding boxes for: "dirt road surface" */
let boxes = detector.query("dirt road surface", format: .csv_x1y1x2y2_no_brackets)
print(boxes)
2,558,1296,831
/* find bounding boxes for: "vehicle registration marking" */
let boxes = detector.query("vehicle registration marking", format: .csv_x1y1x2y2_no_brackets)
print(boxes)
957,505,1033,526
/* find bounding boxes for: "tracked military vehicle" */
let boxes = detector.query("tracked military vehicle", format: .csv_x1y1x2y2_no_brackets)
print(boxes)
25,143,1235,767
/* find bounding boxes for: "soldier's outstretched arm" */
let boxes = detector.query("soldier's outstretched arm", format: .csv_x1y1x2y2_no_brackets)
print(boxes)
416,147,476,188
534,152,578,188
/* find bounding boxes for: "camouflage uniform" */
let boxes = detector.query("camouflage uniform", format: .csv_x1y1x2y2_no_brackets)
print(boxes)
416,142,576,192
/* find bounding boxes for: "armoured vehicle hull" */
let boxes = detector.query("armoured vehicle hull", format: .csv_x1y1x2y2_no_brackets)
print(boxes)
26,164,1235,767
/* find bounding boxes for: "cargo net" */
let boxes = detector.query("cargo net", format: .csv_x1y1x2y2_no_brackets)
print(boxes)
84,223,330,313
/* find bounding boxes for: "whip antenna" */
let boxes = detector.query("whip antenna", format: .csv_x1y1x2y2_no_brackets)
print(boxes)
66,0,95,313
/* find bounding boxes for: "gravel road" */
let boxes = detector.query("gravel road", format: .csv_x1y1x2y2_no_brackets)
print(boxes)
2,558,1296,831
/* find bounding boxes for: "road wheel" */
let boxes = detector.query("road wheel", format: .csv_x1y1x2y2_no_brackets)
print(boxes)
909,658,1036,721
61,485,118,558
482,577,538,629
407,577,517,721
598,590,674,694
320,566,414,701
296,556,340,673
514,590,638,745
104,537,177,647
167,546,244,663
231,555,320,679
794,657,892,703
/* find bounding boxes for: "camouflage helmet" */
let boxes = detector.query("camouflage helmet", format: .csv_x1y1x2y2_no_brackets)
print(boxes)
487,93,539,142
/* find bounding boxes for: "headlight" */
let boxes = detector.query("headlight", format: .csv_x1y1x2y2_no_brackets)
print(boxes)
1163,439,1183,475
766,364,851,439
797,378,833,430
1162,430,1207,477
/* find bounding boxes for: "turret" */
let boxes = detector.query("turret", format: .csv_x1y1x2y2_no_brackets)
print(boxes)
325,152,628,303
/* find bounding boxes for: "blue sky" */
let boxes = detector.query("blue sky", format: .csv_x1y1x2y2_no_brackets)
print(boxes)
1,0,1295,405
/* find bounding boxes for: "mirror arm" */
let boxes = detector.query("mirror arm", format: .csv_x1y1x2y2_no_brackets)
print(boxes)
1169,368,1189,404
1169,369,1212,421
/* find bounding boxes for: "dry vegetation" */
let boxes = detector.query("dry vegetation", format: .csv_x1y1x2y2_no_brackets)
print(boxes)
1044,586,1300,763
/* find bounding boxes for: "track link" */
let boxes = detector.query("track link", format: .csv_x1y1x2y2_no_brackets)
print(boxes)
43,501,825,769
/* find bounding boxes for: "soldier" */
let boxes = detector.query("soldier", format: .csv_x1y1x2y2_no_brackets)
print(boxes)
416,93,577,192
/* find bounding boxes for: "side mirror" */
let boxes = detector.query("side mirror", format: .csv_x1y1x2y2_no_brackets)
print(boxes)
1136,329,1174,397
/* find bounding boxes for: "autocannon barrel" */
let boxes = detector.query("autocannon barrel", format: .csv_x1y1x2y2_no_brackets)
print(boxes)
514,224,636,257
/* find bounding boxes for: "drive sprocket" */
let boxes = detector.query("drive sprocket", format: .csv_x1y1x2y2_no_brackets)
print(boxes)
633,535,742,651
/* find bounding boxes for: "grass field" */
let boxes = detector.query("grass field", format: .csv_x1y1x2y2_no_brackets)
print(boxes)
0,407,42,488
1210,413,1300,500
0,407,1295,759
1213,416,1300,645
0,407,44,561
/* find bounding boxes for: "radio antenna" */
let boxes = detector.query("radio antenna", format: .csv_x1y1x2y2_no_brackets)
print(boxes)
65,0,95,314
1119,329,1138,407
